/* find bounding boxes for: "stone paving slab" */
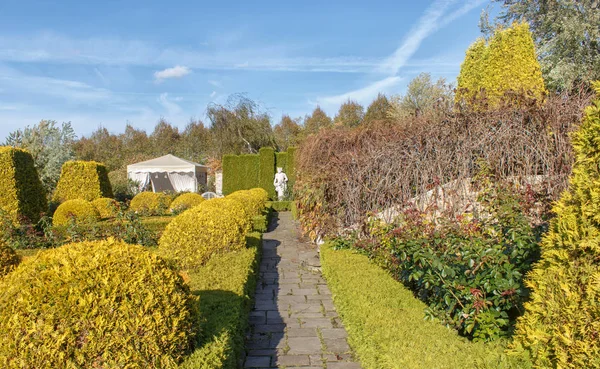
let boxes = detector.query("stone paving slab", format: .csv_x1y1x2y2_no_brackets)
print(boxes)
243,212,361,368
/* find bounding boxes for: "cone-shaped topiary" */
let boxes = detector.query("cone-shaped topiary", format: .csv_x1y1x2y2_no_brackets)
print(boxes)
0,147,47,224
0,239,199,368
53,199,100,226
53,161,113,203
92,197,121,219
129,191,172,216
169,193,205,214
0,244,20,278
510,82,600,367
159,199,249,269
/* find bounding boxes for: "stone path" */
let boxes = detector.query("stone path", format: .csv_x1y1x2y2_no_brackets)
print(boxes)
243,212,361,369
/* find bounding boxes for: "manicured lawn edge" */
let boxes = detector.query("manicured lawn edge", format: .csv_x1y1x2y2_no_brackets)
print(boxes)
320,243,531,369
180,232,262,369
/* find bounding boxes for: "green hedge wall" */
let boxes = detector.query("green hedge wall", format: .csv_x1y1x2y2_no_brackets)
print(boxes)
259,147,276,199
223,147,297,199
0,147,47,224
222,154,260,195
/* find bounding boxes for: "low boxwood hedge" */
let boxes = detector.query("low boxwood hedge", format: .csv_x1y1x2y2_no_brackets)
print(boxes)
320,244,532,369
180,232,261,369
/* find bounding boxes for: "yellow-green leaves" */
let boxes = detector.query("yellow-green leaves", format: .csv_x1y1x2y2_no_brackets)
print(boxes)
53,199,100,226
456,23,546,108
129,191,172,216
52,160,113,203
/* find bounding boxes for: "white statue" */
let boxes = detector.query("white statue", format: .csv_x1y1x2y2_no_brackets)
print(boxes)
273,167,288,201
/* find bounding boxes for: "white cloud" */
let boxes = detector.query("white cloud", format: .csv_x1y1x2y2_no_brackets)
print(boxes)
210,91,217,98
157,93,183,115
317,76,402,106
154,65,191,82
208,80,222,88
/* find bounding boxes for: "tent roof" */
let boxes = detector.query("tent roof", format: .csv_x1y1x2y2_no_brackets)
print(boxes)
127,154,208,173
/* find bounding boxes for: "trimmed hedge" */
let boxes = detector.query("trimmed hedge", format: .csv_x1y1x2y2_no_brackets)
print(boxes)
227,188,268,217
320,244,531,369
92,197,120,219
53,199,101,226
267,200,293,212
159,199,250,269
169,193,205,214
130,192,172,216
0,245,20,278
222,148,297,198
0,239,199,368
222,154,260,195
180,232,261,369
53,161,113,203
0,147,47,224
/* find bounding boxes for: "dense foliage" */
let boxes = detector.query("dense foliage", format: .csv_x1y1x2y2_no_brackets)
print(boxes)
350,173,543,341
0,244,20,278
4,120,76,194
52,160,113,203
456,22,546,107
0,239,199,368
91,197,120,219
491,0,600,92
169,192,205,214
0,147,47,225
320,243,531,369
509,82,600,367
53,199,100,226
129,191,172,216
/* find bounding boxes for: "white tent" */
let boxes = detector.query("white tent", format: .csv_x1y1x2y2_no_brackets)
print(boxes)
127,154,208,193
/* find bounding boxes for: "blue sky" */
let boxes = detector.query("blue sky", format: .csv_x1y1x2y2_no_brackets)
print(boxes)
0,0,495,139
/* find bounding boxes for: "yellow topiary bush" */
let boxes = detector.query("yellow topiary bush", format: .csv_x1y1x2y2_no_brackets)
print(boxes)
227,188,268,217
0,239,199,368
53,161,113,203
201,197,251,235
92,197,121,219
0,147,47,224
509,82,600,367
129,191,172,216
0,244,20,278
169,193,205,214
159,199,249,269
53,199,100,226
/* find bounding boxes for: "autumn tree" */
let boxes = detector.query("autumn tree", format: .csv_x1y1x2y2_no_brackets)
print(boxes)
333,100,364,128
456,22,547,107
208,94,274,157
178,119,211,163
491,0,600,92
274,115,303,151
75,126,124,172
303,106,333,135
389,73,453,119
150,119,181,156
363,93,392,125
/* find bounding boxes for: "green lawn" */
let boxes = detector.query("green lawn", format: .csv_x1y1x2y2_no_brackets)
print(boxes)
320,244,532,369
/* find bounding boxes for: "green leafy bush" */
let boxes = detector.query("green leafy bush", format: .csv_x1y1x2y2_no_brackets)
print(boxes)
53,199,101,226
159,199,249,269
0,147,47,224
252,215,268,233
0,244,20,277
320,243,531,369
358,175,541,341
259,147,276,199
0,239,199,368
129,191,172,216
267,200,293,212
227,188,268,217
169,193,205,214
52,161,113,203
509,82,600,367
91,197,120,219
180,232,261,369
222,154,260,195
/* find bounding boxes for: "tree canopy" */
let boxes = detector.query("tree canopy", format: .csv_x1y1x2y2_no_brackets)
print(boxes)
333,100,365,128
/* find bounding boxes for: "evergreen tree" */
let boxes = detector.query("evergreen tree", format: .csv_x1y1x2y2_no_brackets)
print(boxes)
363,93,391,124
333,100,364,128
456,22,546,108
303,106,332,135
510,82,600,367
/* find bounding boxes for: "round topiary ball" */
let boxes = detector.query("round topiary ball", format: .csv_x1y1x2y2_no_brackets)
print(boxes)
0,244,20,277
53,199,100,226
0,239,199,368
92,197,121,219
159,200,249,269
169,193,205,214
201,197,251,234
129,192,172,216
